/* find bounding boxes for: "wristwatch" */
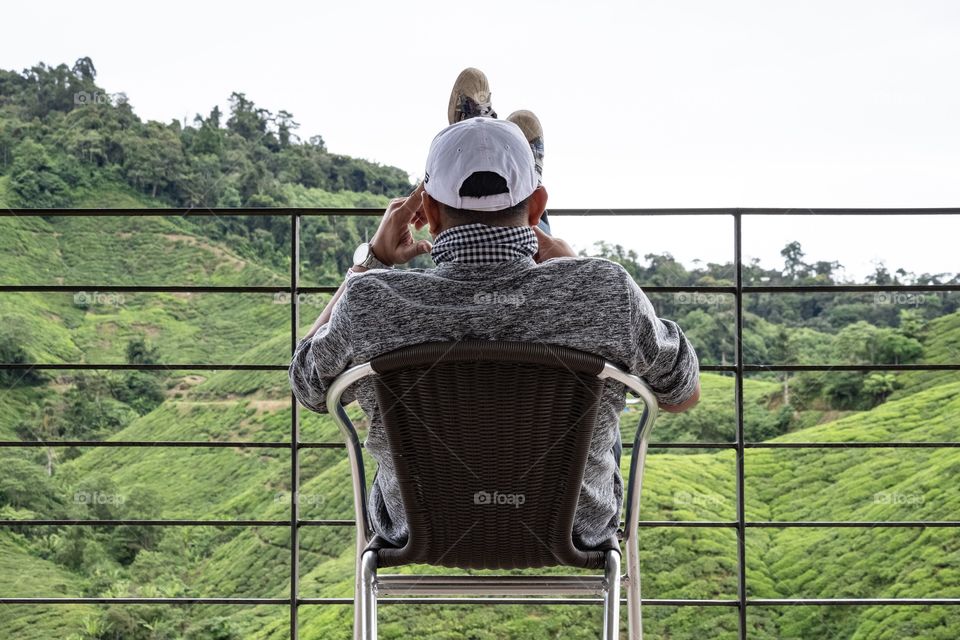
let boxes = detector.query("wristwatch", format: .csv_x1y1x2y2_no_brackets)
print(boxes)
352,242,390,269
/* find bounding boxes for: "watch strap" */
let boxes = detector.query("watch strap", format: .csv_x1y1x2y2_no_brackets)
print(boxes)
360,243,390,269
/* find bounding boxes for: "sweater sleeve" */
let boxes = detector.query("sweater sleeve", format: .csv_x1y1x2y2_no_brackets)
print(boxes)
622,271,700,406
288,288,356,414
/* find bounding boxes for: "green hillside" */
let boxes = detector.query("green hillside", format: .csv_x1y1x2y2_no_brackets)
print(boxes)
5,355,957,638
1,196,958,638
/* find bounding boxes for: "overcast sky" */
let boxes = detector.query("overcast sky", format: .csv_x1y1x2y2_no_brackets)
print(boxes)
2,0,958,280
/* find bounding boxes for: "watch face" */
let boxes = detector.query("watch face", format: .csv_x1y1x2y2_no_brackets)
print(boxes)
353,243,369,266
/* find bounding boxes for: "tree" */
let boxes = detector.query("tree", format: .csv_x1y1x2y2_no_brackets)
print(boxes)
191,106,225,156
62,374,137,440
8,139,72,207
898,309,925,340
226,92,270,142
781,241,808,280
110,486,164,564
0,331,46,385
122,121,187,198
275,109,299,147
126,337,160,365
863,373,900,403
0,456,59,510
71,56,97,82
769,325,794,404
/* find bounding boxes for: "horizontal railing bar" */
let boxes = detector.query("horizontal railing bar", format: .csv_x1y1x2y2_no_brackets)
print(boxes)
737,207,960,216
0,284,740,295
4,596,956,606
0,440,292,448
299,442,364,449
372,596,960,606
0,597,291,605
5,207,960,217
4,283,956,294
0,519,291,527
0,440,732,450
302,285,741,295
749,598,960,606
0,285,288,293
6,440,960,450
744,284,960,293
3,363,954,372
5,519,957,529
743,441,960,448
0,596,741,606
0,208,386,217
640,521,960,528
0,519,354,527
0,363,287,370
744,364,960,372
747,521,960,528
636,521,737,527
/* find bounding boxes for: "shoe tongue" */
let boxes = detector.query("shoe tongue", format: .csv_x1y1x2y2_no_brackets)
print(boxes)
459,95,495,121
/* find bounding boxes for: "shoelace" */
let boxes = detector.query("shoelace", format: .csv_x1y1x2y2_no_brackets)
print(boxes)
456,94,497,120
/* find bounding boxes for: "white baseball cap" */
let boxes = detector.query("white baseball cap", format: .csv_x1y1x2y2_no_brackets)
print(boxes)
423,117,538,212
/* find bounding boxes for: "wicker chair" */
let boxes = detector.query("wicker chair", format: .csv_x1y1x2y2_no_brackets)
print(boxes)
325,340,659,640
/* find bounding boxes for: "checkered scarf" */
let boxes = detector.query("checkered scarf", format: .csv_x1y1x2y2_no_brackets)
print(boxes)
430,223,538,265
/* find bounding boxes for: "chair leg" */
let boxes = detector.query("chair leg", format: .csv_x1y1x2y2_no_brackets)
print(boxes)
353,549,363,640
358,550,378,640
625,535,642,640
602,549,621,640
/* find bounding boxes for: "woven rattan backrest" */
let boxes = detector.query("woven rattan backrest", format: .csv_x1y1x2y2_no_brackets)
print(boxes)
369,340,609,570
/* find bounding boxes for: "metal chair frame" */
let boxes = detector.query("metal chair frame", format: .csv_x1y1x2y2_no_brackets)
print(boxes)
326,343,659,640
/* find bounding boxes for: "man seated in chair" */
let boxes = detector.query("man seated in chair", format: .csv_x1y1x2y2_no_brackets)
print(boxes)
290,102,700,552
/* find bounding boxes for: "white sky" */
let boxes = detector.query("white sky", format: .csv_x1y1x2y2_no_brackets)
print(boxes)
2,0,958,280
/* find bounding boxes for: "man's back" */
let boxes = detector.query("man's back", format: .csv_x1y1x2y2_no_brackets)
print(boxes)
290,245,699,548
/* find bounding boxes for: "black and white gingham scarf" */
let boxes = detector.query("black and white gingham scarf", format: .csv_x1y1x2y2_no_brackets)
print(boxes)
430,223,538,265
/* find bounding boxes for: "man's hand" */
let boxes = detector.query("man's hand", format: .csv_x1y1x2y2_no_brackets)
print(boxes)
368,183,433,267
531,225,577,263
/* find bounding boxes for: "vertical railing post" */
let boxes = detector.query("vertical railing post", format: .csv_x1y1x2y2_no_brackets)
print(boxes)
290,213,301,639
733,210,748,639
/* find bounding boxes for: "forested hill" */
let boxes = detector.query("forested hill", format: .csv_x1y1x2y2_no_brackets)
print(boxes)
0,57,413,210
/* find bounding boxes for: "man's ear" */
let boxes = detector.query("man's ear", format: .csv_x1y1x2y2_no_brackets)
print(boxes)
526,185,548,228
422,192,444,236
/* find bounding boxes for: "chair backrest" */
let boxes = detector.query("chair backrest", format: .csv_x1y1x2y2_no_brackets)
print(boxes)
368,340,612,571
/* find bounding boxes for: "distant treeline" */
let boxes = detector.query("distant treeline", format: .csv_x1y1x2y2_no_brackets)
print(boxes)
0,57,413,208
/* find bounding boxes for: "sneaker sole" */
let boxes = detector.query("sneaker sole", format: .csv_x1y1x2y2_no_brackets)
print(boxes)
448,67,494,124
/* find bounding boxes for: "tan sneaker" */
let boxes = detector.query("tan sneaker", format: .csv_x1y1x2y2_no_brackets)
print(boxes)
447,67,497,124
506,109,550,234
506,109,544,181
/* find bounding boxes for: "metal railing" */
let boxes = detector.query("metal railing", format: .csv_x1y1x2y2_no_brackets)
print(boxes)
1,206,959,639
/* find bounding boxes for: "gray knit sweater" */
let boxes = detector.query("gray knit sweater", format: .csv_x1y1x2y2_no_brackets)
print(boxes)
289,223,699,548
